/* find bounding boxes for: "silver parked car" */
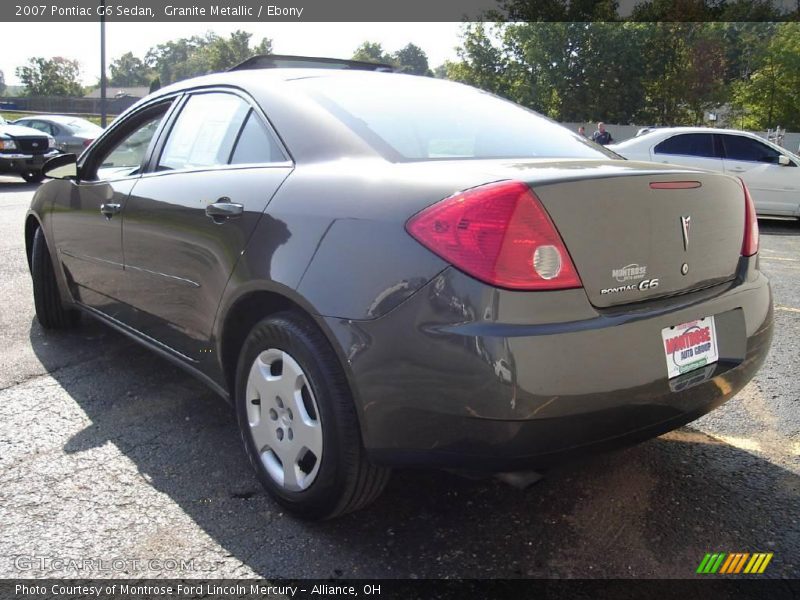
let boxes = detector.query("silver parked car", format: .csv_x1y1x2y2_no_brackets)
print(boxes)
12,115,103,155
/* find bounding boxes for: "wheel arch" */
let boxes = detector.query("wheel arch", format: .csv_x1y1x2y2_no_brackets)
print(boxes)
24,213,43,272
216,287,360,422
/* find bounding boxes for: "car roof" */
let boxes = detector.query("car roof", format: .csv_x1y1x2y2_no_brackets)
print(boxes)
18,115,92,123
121,69,471,164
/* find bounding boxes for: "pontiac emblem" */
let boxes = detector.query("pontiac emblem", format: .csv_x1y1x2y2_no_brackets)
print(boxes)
680,215,691,251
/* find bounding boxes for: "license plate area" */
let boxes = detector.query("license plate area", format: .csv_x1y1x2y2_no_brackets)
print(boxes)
661,316,719,379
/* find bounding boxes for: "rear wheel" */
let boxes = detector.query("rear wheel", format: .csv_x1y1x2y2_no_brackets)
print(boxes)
21,171,45,184
235,312,390,519
31,227,79,329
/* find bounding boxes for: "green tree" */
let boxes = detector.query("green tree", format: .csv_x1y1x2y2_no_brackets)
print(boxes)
145,31,273,85
109,52,153,86
445,24,510,98
393,43,432,75
494,0,619,21
16,57,83,97
352,42,395,65
0,70,5,96
734,22,800,130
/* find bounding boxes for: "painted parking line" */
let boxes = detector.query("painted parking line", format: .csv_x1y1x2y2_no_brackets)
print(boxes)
775,306,800,314
761,256,799,262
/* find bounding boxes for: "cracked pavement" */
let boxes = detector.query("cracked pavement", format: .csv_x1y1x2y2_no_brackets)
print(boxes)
0,177,798,579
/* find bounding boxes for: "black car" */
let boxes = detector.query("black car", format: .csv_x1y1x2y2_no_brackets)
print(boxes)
0,114,60,182
26,58,772,519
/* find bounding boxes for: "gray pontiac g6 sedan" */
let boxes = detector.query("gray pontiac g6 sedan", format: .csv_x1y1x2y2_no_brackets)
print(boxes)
25,57,773,519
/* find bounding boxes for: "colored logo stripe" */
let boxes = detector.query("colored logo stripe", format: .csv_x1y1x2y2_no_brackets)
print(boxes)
697,552,773,574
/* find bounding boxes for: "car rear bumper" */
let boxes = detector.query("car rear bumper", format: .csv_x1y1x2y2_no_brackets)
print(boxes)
323,257,773,471
0,150,58,174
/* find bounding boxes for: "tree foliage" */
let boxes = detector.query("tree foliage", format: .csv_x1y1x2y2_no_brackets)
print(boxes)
734,23,800,130
109,52,153,87
144,31,272,85
352,41,433,75
446,21,798,128
0,70,5,96
16,57,83,97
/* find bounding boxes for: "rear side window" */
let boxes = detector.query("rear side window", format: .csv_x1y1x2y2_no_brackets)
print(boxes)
230,110,285,164
721,135,781,164
159,93,249,170
654,134,718,158
293,75,614,161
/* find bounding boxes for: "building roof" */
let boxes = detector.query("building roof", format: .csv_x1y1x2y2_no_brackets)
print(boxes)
84,86,149,99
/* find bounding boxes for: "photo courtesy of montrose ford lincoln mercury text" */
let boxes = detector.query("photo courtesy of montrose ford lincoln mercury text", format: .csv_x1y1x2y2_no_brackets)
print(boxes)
25,57,773,519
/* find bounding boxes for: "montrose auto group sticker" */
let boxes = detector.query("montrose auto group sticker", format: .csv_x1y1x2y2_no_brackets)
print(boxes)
661,317,719,379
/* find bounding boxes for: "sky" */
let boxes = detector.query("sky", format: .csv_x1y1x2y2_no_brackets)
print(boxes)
2,22,465,87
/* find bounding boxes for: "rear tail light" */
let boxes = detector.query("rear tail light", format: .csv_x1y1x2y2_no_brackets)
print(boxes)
83,139,94,148
406,180,582,290
740,179,759,257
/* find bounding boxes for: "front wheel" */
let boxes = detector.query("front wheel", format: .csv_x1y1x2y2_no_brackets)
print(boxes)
235,312,390,520
31,227,79,329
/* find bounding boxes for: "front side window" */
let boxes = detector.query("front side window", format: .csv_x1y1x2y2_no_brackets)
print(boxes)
653,133,717,158
722,135,782,164
95,113,166,180
25,121,54,135
158,93,249,171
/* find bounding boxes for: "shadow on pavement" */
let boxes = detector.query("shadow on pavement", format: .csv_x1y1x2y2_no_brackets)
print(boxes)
0,179,40,194
758,218,800,236
28,316,800,579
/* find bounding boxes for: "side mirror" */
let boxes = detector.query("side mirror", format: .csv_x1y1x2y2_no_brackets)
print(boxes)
43,153,78,180
778,155,791,166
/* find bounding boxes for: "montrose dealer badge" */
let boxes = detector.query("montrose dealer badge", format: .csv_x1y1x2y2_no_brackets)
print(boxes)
661,317,719,379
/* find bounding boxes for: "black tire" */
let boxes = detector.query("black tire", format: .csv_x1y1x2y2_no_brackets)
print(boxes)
21,171,45,184
235,311,390,520
31,227,79,329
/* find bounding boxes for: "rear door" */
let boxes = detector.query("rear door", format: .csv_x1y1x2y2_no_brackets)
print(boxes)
118,89,292,359
650,132,724,173
720,133,800,216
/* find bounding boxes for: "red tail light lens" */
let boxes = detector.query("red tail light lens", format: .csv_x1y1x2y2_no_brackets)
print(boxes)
740,179,759,257
83,139,94,148
406,180,582,290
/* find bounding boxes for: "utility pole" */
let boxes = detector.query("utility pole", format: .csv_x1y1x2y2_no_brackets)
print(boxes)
100,0,107,127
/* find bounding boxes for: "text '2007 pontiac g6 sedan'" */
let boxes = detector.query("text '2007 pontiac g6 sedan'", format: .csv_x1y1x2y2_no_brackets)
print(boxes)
26,56,773,519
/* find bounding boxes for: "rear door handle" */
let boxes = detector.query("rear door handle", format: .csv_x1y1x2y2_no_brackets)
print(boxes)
100,203,121,218
206,197,243,222
728,167,746,172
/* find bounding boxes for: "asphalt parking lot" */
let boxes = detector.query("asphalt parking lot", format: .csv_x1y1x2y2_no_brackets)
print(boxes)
0,176,798,580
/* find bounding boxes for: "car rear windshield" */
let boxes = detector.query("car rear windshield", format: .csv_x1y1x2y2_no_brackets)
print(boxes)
293,75,615,161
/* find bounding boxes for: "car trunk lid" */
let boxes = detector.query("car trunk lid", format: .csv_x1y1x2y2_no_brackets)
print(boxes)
528,167,744,307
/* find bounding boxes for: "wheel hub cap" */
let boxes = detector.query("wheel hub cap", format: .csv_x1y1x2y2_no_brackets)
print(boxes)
245,349,323,492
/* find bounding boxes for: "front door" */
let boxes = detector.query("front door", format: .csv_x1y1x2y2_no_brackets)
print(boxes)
720,134,800,216
51,101,174,319
118,91,292,359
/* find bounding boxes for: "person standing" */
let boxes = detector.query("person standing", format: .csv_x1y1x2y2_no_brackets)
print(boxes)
577,126,587,137
592,122,614,145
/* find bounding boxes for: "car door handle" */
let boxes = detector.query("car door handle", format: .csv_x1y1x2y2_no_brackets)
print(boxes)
205,197,243,222
728,167,746,172
100,203,121,218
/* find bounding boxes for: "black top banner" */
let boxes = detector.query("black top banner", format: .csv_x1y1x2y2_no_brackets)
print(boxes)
2,0,799,22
